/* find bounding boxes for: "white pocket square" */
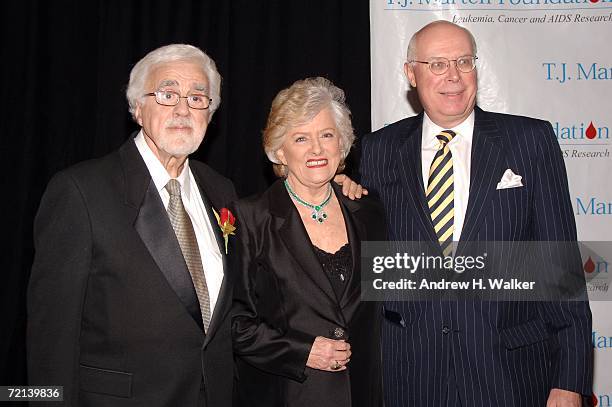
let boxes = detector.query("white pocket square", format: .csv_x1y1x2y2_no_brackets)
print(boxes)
496,169,523,190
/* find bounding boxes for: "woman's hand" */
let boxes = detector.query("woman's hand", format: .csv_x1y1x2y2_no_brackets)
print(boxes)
306,336,352,372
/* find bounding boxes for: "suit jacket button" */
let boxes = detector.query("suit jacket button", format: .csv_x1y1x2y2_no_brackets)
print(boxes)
332,327,345,339
442,326,450,335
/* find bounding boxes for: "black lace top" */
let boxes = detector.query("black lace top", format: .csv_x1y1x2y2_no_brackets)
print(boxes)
312,243,352,300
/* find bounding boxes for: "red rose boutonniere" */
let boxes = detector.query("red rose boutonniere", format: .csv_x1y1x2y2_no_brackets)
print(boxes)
213,208,236,254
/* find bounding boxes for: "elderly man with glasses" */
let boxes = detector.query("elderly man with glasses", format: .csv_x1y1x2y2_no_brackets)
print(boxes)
360,20,592,407
27,44,363,407
27,43,235,407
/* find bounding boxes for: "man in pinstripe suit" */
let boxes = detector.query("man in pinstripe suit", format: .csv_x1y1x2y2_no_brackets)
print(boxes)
360,21,592,406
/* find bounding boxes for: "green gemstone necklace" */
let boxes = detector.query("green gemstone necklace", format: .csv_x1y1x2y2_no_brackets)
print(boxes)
284,179,332,223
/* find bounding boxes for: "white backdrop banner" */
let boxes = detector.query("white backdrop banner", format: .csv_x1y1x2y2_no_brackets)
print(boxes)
370,0,612,402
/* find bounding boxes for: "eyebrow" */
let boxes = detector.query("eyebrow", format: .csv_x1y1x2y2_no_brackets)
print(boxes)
158,79,179,88
157,80,208,94
291,127,337,136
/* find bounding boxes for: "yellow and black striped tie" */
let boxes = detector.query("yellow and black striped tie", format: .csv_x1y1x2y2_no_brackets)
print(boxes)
426,130,456,256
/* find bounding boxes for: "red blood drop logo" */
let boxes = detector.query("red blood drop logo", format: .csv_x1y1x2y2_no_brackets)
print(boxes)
586,122,597,139
592,393,598,406
584,257,596,274
590,0,599,3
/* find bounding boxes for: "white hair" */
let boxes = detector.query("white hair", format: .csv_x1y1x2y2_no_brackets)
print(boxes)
126,44,221,122
263,77,355,177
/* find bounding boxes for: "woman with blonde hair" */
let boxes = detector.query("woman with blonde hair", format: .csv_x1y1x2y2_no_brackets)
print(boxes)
231,77,385,407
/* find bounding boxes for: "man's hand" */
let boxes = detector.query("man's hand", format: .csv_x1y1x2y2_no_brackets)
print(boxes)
546,388,582,407
333,174,368,200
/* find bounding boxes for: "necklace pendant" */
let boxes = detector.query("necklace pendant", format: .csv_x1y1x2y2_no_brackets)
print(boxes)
284,180,332,224
311,208,327,223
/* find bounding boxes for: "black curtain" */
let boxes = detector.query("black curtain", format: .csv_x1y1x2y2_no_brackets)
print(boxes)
2,1,371,385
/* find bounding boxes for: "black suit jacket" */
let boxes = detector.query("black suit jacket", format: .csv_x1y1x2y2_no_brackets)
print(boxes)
28,138,237,406
360,107,593,407
231,180,386,407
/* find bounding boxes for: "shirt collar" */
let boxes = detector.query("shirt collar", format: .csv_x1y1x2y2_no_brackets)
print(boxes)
422,110,475,147
134,130,191,199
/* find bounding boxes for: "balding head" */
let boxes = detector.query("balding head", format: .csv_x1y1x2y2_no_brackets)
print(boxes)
403,20,478,128
406,20,477,62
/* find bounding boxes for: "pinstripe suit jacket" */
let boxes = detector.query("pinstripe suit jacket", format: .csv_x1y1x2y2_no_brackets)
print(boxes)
360,107,593,407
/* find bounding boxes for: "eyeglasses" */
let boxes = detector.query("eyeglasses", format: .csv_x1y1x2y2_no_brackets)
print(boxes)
143,90,212,110
409,55,478,75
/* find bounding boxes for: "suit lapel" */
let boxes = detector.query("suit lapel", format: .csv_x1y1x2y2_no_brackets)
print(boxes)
190,168,233,344
335,185,365,312
397,114,441,245
460,107,505,242
191,168,227,257
120,139,204,332
269,180,339,307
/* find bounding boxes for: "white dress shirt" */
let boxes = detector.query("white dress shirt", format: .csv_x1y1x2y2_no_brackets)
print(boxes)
421,111,474,241
135,131,224,316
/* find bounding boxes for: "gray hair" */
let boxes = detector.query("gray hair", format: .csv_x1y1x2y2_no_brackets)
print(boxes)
126,44,221,122
406,20,477,62
263,77,355,177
